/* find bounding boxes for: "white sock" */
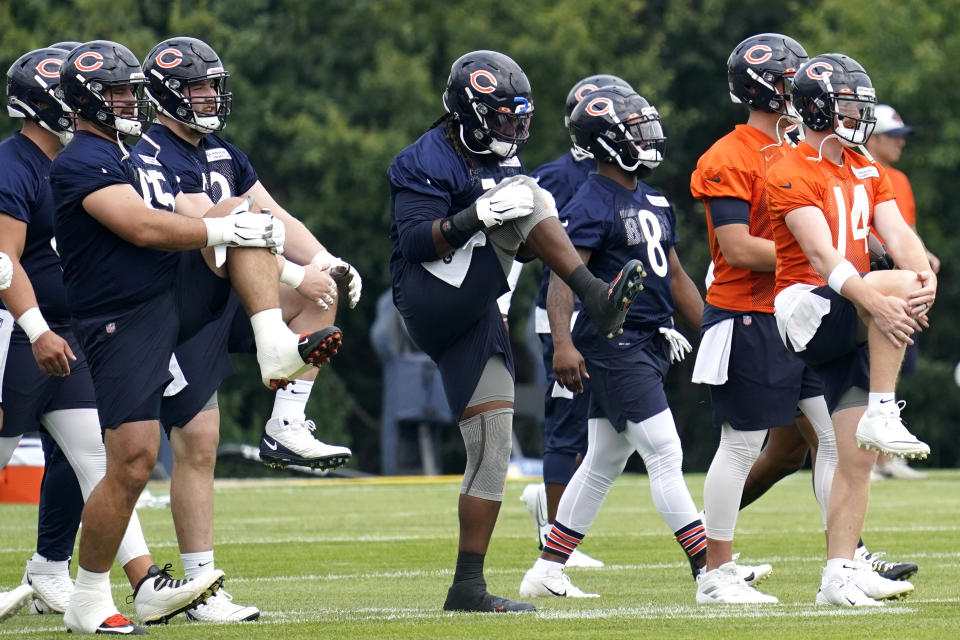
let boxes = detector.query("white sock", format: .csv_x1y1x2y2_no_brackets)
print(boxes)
824,557,851,582
868,392,896,413
74,567,111,593
181,550,215,580
271,379,314,421
250,308,292,346
533,557,564,573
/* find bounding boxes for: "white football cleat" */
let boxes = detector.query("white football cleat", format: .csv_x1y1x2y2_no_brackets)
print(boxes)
23,557,73,614
0,584,34,622
186,589,260,622
815,569,884,607
731,553,773,587
696,563,778,604
851,562,914,600
855,406,929,459
64,580,139,634
519,563,599,599
259,417,352,470
522,483,604,568
133,564,224,624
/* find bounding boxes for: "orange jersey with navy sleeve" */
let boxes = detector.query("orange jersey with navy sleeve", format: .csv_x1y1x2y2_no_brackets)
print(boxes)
690,125,788,313
768,141,896,294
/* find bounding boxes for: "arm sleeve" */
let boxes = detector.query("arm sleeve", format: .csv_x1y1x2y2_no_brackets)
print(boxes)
391,188,448,264
707,197,750,228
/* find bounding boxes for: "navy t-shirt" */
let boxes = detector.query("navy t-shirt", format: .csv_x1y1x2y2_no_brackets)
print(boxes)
563,173,678,330
51,131,181,316
136,124,258,203
530,150,594,310
0,133,70,323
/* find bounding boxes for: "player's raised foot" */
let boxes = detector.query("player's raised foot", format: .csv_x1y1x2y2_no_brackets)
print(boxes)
695,563,778,604
583,259,646,338
519,563,599,599
730,553,773,587
855,406,929,459
815,571,883,607
258,326,342,389
0,584,34,622
259,417,352,470
186,589,260,622
132,564,224,625
855,546,918,581
443,581,535,612
23,557,73,614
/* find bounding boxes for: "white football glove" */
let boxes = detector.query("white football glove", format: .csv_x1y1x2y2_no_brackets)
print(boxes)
312,251,362,309
203,211,285,252
659,326,692,363
475,179,534,227
0,251,12,291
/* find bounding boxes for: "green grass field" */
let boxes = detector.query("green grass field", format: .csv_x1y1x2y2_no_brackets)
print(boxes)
2,470,958,639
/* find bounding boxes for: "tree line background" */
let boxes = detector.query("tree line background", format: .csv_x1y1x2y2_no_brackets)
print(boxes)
3,0,959,472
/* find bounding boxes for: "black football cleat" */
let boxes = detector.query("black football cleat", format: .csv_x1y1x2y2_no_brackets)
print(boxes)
443,582,535,613
268,326,342,390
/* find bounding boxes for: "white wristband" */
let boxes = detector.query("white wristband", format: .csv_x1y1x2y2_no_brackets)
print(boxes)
16,306,50,343
279,260,306,288
828,260,859,294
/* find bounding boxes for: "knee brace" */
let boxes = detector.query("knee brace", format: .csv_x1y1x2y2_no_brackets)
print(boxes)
459,408,513,501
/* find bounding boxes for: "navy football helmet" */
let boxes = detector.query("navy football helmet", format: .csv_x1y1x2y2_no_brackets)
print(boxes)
49,41,82,52
564,74,633,126
569,86,665,173
143,37,232,133
60,40,148,137
6,48,74,144
442,50,533,158
728,33,808,120
792,53,876,145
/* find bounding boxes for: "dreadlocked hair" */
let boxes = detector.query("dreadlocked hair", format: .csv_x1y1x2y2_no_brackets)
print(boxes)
436,114,479,169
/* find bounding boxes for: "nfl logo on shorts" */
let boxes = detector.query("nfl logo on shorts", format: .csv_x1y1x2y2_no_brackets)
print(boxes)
743,315,752,326
105,322,116,334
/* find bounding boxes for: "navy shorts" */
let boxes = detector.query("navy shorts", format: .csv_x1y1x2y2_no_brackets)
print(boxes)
539,333,590,458
74,251,231,430
160,293,255,431
708,313,823,431
575,323,670,433
1,327,97,437
394,246,513,418
786,286,869,414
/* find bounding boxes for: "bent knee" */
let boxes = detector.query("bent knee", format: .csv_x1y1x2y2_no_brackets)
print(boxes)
863,269,920,299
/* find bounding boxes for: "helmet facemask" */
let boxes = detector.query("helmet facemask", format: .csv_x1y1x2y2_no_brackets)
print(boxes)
832,88,876,146
147,73,232,134
461,88,532,158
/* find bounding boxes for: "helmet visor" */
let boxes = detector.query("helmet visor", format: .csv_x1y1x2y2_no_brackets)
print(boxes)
623,114,666,166
485,110,532,143
834,95,876,145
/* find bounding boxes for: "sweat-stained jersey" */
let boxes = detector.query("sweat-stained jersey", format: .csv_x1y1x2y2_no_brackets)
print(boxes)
690,124,787,314
768,141,896,293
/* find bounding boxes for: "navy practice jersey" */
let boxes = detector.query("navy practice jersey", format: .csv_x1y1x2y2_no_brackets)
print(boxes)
0,133,69,323
51,131,181,316
136,124,258,203
563,173,678,329
530,150,594,310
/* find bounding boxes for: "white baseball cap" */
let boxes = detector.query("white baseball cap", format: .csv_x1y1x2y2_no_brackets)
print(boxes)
874,104,913,136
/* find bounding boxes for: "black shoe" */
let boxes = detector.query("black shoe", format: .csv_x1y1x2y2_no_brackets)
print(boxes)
443,582,535,613
588,260,646,338
868,552,918,581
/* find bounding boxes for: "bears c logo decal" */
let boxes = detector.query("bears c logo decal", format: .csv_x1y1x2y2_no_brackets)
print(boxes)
75,51,104,72
744,44,773,64
574,83,599,102
36,58,63,78
806,61,834,81
155,48,183,69
469,70,497,94
585,96,612,116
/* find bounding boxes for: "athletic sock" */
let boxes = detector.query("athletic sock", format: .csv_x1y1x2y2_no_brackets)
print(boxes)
675,520,707,569
566,265,609,316
543,522,585,562
452,551,485,585
868,392,896,414
181,550,214,580
271,379,314,421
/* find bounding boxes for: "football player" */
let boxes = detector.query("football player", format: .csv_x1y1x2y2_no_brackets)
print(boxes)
519,74,633,569
388,49,645,612
518,86,707,598
50,40,336,633
768,53,931,606
134,36,354,622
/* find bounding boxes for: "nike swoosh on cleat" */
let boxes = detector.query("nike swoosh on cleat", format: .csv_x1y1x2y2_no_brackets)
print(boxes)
845,596,856,605
262,438,279,451
543,585,566,597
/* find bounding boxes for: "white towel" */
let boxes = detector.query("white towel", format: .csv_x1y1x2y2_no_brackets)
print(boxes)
0,309,13,403
163,353,189,397
774,284,831,353
422,231,487,288
691,317,734,385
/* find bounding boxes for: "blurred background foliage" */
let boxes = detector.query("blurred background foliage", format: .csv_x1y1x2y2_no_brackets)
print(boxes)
3,0,958,471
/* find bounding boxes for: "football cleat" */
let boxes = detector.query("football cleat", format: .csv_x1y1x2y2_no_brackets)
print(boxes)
875,456,928,480
259,326,342,390
132,564,224,625
443,581,535,612
0,584,34,622
185,589,260,622
594,259,646,338
695,563,778,604
519,564,599,599
855,406,929,459
23,559,73,614
521,484,605,567
259,417,352,470
732,553,773,587
815,570,884,607
850,564,914,601
854,546,918,582
90,613,148,635
64,586,136,635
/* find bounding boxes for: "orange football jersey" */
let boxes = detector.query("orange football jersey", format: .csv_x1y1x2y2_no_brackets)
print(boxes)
768,141,896,294
885,166,915,227
690,125,788,313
